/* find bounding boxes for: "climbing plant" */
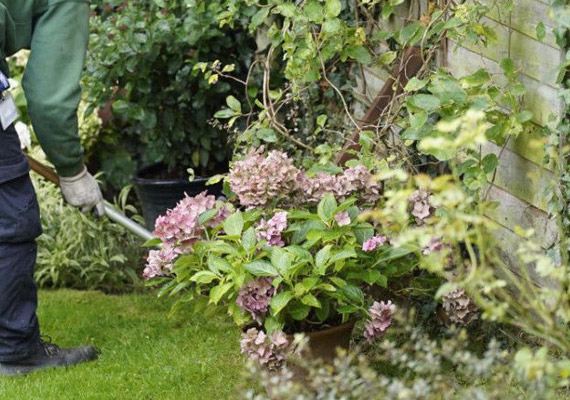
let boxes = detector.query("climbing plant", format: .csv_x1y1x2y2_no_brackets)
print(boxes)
201,0,533,196
206,0,570,356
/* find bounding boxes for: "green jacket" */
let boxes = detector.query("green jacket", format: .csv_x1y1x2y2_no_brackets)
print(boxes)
1,0,90,176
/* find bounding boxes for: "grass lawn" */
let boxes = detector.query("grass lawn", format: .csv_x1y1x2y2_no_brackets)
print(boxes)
0,290,245,400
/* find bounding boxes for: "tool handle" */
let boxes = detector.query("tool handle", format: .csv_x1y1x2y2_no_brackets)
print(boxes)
26,155,154,242
27,155,60,185
104,203,154,241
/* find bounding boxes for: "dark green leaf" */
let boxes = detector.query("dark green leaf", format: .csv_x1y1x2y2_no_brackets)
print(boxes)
407,94,441,112
226,96,242,113
241,227,257,251
399,22,420,44
271,247,292,275
346,45,372,65
330,248,357,263
315,244,332,274
214,108,236,119
199,209,218,225
224,212,244,237
250,7,270,30
324,0,342,18
256,128,278,143
301,293,322,308
304,0,324,22
317,193,338,222
208,257,232,274
460,69,490,87
210,282,233,304
245,260,278,277
142,237,162,248
191,271,218,284
270,290,294,315
482,153,499,174
289,302,311,320
275,3,296,17
404,77,427,92
341,285,364,304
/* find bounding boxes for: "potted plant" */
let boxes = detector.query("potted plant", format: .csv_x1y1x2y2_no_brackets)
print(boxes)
144,150,418,365
83,0,256,228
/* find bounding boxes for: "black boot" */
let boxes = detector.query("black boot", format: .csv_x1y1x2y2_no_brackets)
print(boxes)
0,337,99,376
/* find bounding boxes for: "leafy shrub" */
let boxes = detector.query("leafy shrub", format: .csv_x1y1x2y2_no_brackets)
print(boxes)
33,171,145,293
83,0,257,184
243,323,567,400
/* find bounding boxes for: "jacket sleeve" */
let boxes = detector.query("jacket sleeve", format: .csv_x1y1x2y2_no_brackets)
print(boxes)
22,1,90,177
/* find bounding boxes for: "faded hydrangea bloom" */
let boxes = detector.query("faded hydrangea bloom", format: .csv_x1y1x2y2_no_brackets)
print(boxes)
297,172,347,203
342,165,382,203
228,148,381,208
335,211,351,227
422,237,445,255
143,247,177,280
442,289,479,326
241,328,291,369
256,212,288,247
409,190,433,224
228,149,300,208
364,301,395,342
362,235,388,252
236,278,276,323
298,166,381,205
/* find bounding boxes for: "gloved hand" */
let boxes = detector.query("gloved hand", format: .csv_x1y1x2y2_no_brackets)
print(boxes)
59,166,105,216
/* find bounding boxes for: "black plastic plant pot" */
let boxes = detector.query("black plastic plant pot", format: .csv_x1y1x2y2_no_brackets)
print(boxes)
133,163,223,230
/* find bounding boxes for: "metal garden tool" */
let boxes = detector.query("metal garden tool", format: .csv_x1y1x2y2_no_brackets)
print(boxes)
26,155,154,241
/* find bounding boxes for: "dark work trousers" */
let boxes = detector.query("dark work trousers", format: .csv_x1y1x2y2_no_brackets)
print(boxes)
0,125,42,362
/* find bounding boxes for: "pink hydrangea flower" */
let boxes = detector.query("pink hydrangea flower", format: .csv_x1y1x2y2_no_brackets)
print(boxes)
153,191,218,246
362,235,388,252
364,300,395,342
256,212,288,247
236,278,276,323
335,211,351,227
143,246,177,279
240,328,291,369
145,192,231,280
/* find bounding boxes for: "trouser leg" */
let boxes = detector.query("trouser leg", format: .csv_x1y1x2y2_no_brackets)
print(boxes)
0,242,40,362
0,126,43,362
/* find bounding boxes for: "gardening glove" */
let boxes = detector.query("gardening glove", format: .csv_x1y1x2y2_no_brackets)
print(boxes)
59,166,106,217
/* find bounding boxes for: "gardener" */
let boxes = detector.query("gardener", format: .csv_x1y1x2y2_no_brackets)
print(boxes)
0,1,103,375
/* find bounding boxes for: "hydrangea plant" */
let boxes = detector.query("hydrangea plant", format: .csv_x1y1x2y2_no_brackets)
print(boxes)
142,150,440,367
150,192,415,336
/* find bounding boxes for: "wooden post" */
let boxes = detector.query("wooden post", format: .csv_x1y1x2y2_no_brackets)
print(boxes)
336,46,423,166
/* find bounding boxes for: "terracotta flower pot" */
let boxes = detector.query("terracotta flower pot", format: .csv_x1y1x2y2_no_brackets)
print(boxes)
292,321,355,361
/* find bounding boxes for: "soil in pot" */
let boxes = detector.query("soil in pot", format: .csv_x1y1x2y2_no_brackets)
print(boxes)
133,162,224,229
